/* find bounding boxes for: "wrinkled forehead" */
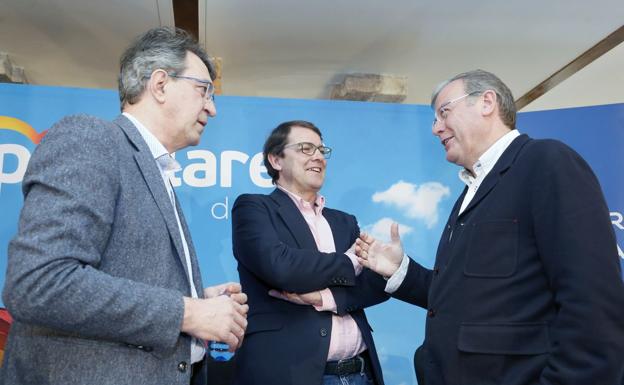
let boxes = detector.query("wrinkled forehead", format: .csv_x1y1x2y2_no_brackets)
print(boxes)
433,79,465,109
184,51,212,80
287,125,322,144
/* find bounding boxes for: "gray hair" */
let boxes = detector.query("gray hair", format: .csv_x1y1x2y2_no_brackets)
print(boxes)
118,27,214,109
431,69,516,129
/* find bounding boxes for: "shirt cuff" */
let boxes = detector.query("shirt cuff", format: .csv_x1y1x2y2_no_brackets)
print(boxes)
384,254,410,294
313,288,337,313
345,251,363,276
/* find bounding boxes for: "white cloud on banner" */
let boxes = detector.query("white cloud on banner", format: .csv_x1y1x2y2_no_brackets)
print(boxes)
372,180,450,228
363,217,413,243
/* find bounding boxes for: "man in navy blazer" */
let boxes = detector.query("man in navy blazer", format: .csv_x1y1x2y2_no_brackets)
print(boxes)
231,121,389,385
1,28,248,385
356,70,624,385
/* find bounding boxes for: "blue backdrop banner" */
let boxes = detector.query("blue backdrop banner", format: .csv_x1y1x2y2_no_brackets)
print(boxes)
1,83,622,384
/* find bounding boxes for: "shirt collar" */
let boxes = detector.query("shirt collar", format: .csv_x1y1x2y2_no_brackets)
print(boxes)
459,129,521,186
277,184,325,214
123,112,169,160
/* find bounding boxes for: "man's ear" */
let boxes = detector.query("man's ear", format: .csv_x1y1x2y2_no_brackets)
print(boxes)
268,153,282,171
481,89,497,117
147,69,168,103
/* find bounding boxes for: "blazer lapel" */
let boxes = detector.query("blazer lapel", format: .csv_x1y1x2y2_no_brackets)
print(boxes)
174,193,204,295
113,116,188,276
270,189,318,250
459,134,531,218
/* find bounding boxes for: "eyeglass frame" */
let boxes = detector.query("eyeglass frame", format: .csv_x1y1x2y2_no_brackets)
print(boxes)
282,142,332,159
168,73,216,101
432,91,481,127
143,71,215,101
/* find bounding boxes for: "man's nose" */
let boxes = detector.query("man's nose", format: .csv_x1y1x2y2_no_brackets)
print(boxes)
205,97,217,117
311,148,325,161
432,120,444,136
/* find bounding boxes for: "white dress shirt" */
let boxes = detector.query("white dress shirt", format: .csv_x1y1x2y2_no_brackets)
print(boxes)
123,112,205,363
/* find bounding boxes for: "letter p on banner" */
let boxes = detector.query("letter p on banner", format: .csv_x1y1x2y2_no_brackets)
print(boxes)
0,144,30,194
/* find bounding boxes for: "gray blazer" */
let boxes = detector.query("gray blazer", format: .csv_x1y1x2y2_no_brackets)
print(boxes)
1,115,205,385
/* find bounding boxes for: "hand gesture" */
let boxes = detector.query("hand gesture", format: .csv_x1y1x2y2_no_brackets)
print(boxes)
182,282,249,351
204,282,247,307
355,222,404,277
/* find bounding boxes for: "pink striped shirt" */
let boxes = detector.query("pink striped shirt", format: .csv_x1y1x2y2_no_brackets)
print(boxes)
278,186,366,361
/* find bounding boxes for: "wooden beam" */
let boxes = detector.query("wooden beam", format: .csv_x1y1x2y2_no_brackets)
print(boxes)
172,0,222,95
173,0,199,40
515,24,624,110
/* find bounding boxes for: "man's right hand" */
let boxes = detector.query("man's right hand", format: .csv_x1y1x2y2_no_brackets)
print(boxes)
181,290,249,351
355,222,404,278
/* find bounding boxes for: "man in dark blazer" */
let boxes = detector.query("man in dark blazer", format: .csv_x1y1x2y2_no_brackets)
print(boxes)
1,27,248,385
231,121,389,385
356,70,624,385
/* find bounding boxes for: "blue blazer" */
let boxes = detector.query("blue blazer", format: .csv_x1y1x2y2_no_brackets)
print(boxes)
395,134,624,385
231,189,389,385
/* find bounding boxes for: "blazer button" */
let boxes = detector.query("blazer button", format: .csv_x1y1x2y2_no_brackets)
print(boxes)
177,361,188,373
433,267,440,275
320,328,328,337
427,309,436,318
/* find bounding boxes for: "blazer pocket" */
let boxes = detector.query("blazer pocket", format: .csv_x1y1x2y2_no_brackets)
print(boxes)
458,322,550,355
464,220,518,277
245,313,284,336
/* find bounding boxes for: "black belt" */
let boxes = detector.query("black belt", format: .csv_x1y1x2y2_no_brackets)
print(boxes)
325,353,372,376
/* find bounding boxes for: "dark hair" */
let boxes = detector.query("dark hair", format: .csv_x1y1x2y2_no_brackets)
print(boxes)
431,69,516,129
118,27,215,109
263,120,323,184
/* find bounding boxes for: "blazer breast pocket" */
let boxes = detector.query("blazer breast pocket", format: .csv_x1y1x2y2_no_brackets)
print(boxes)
464,219,518,278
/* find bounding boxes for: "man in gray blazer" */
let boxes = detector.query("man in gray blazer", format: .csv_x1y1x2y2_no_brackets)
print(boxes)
1,27,248,385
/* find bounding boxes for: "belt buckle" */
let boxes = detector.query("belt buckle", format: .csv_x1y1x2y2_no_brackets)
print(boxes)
335,355,364,376
335,359,349,376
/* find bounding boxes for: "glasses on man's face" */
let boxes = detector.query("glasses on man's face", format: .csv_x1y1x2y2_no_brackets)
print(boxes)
432,91,481,128
168,73,215,102
282,142,332,159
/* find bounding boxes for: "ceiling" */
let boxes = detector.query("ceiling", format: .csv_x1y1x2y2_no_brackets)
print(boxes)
1,0,623,111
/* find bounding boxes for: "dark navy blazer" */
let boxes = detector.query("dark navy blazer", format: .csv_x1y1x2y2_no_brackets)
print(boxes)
231,188,389,385
395,134,624,385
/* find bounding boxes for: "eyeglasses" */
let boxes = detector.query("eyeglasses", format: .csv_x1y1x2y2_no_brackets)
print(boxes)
168,73,215,101
432,91,481,127
282,142,332,159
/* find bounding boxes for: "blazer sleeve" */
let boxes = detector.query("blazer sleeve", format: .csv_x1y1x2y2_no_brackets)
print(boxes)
530,141,624,384
2,116,184,353
330,268,390,315
392,258,432,308
231,194,356,293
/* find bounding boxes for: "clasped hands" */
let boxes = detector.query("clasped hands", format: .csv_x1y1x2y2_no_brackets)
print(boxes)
270,222,405,306
181,282,249,352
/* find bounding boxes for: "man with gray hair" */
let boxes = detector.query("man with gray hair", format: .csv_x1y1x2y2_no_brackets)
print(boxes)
356,69,624,384
1,27,248,385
